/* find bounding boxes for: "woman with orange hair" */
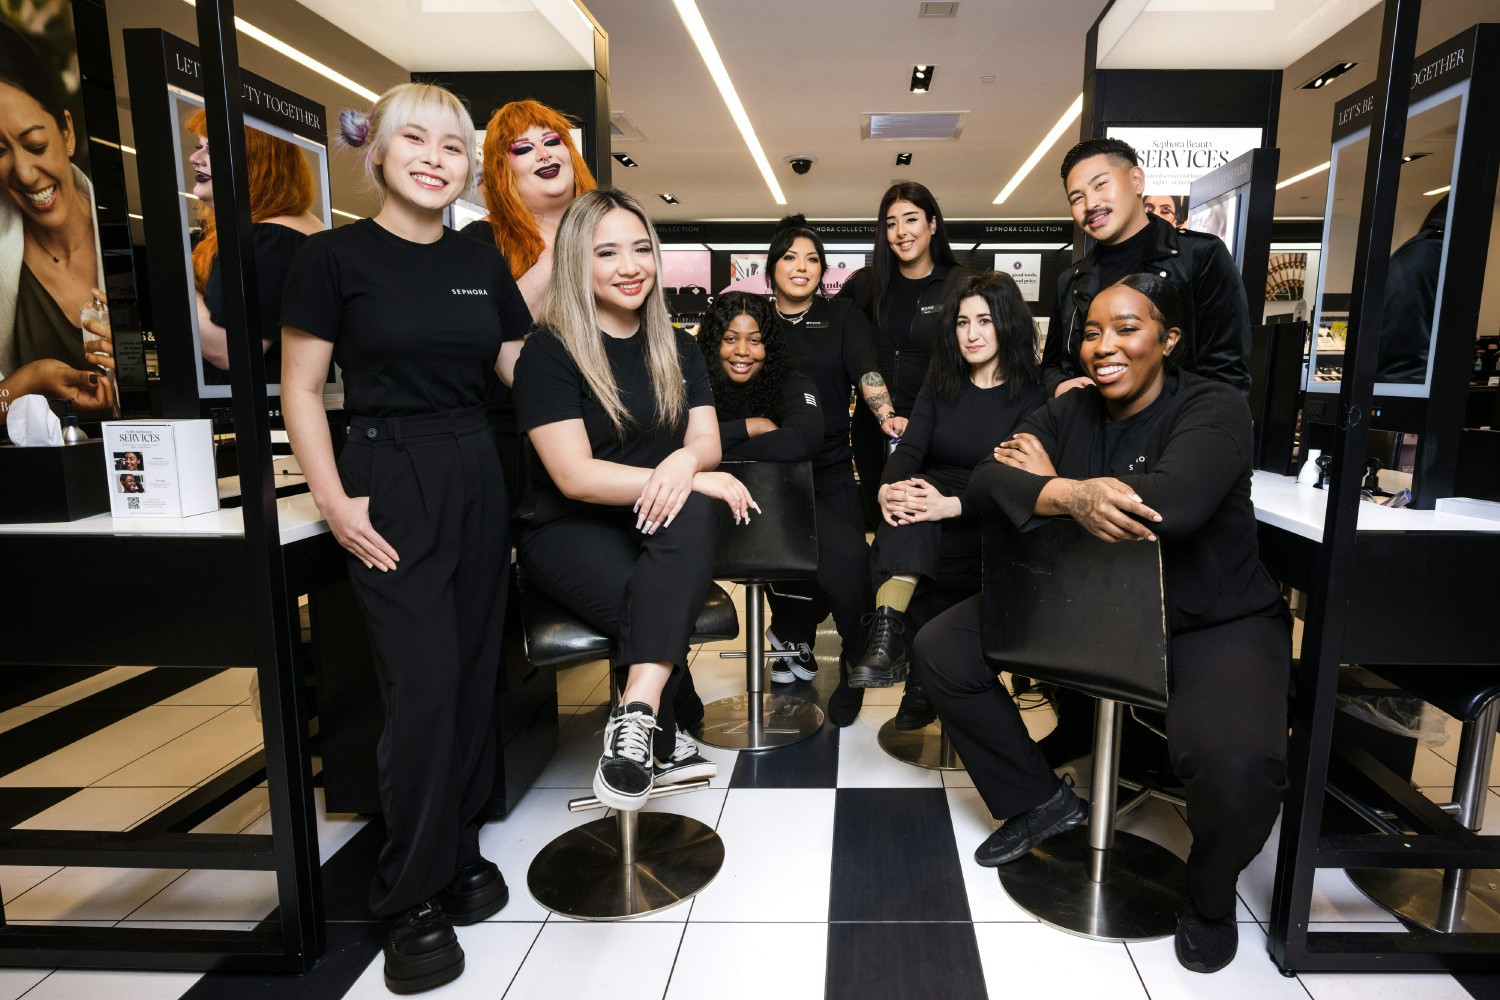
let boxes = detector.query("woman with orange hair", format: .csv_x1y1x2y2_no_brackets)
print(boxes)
461,99,596,315
185,109,324,385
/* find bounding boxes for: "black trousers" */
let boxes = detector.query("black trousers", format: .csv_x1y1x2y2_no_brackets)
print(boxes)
519,493,719,760
340,406,509,919
765,468,872,663
871,496,982,635
918,595,1290,920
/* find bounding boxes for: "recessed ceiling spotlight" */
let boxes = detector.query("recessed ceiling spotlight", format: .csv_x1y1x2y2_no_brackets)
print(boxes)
659,193,680,205
896,152,913,166
918,2,959,17
980,75,996,84
612,153,639,167
910,65,935,93
1299,62,1357,90
1401,152,1430,163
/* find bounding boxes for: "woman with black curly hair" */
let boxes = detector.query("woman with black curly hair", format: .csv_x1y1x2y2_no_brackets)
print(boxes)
698,291,873,716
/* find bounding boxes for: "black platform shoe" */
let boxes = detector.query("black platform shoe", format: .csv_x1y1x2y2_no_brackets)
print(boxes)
848,606,908,688
437,857,509,925
383,900,464,994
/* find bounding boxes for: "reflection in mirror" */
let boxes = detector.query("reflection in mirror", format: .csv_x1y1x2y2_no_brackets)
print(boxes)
169,91,333,402
1308,82,1466,396
1469,127,1500,390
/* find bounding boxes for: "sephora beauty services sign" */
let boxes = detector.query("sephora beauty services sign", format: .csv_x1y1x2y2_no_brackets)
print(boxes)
1105,127,1263,194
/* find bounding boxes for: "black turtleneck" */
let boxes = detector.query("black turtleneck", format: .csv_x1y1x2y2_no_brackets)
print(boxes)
1093,218,1154,291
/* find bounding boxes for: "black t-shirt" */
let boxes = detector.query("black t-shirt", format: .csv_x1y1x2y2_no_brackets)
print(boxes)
204,222,308,387
281,218,530,417
1098,379,1174,477
779,297,878,471
1093,221,1153,292
514,325,715,523
885,272,925,355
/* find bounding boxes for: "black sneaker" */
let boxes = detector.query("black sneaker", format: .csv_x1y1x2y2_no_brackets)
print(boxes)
437,857,508,925
1175,902,1239,973
383,900,464,994
595,702,657,811
767,627,817,683
827,662,865,727
973,778,1087,867
892,680,936,730
654,728,718,784
848,606,908,688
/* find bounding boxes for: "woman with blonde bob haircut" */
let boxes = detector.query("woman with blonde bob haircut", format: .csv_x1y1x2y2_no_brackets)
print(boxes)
280,81,531,994
515,187,753,813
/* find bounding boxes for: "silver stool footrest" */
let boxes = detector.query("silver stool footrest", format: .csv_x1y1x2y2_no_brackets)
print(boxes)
696,693,824,751
528,779,723,920
1348,867,1500,933
997,827,1188,942
877,718,963,771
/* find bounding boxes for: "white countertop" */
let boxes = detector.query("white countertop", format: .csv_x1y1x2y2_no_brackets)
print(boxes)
0,492,330,544
1251,471,1500,542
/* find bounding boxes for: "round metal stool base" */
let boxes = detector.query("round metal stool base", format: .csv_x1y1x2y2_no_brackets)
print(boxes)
877,719,963,770
997,827,1188,942
1348,866,1500,933
527,813,724,920
695,693,824,751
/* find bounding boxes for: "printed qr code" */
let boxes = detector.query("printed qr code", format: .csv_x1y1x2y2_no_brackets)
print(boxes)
127,497,140,510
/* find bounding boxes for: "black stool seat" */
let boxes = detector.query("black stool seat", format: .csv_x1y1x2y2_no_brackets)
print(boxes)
515,565,737,668
1365,666,1500,723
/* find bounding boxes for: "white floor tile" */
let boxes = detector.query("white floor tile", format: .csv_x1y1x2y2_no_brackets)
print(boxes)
688,788,834,923
835,704,942,788
95,706,263,787
123,868,277,922
122,919,260,931
189,785,270,835
945,787,1041,923
0,706,224,788
22,667,151,708
1299,969,1471,1000
16,787,187,832
666,922,827,1000
942,766,976,789
0,865,62,904
555,659,608,706
531,706,607,789
0,706,54,738
3,866,184,921
1236,816,1395,924
1409,747,1457,788
18,969,200,1000
341,922,542,998
502,922,683,1000
1128,923,1307,1000
973,923,1148,1000
476,787,625,923
0,970,53,1000
1115,796,1192,862
155,668,257,706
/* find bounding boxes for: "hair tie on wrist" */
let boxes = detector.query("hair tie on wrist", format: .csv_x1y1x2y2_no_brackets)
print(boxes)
338,109,372,148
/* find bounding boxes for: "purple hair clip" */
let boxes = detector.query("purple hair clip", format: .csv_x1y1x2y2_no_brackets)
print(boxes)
338,109,372,148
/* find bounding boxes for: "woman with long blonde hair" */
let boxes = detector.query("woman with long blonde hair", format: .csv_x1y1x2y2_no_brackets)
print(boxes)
184,109,322,383
280,81,530,994
514,187,752,812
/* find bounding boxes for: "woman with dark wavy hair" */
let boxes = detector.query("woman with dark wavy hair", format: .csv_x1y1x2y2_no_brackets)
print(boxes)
698,290,873,714
850,271,1045,733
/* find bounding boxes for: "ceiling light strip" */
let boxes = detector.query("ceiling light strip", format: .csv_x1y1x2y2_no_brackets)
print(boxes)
670,0,786,206
331,208,362,220
993,94,1082,205
1423,184,1451,197
180,0,379,103
1276,161,1331,190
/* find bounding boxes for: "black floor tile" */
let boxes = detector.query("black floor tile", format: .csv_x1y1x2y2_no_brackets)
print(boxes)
0,787,77,827
825,921,986,1000
829,787,972,922
730,718,840,788
1456,972,1500,1000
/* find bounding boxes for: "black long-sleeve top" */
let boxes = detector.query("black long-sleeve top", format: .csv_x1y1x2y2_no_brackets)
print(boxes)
715,370,823,462
966,368,1281,633
778,297,879,472
839,264,967,412
883,378,1047,511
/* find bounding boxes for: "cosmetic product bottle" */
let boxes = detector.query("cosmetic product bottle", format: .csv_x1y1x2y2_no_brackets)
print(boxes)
1297,448,1323,487
59,400,88,444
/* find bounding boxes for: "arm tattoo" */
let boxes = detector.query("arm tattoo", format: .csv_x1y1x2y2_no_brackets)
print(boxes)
860,372,886,388
865,391,892,416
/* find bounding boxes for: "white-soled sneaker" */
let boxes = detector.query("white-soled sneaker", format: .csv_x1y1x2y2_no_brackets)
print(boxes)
595,702,657,811
767,627,818,683
653,728,718,784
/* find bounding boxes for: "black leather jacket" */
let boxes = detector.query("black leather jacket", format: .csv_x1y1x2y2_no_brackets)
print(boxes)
1042,214,1252,397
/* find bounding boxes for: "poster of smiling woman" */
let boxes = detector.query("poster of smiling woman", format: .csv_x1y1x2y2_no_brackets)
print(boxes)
0,0,118,424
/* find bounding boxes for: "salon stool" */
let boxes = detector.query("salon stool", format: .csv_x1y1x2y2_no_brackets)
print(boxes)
697,461,825,751
878,718,963,771
982,519,1188,942
1347,667,1500,933
515,564,737,919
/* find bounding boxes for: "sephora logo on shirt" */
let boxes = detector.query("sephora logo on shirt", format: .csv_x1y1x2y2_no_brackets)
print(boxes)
452,288,490,296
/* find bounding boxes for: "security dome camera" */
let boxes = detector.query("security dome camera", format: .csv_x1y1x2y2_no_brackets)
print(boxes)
785,155,817,175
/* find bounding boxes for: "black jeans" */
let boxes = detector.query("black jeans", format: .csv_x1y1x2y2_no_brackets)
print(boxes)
340,406,508,919
519,493,719,759
918,594,1290,920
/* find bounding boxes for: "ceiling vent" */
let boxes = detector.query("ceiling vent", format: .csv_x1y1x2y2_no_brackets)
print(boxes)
919,2,959,16
861,111,966,141
610,112,647,142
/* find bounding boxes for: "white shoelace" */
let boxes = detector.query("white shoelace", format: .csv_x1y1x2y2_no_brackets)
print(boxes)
604,709,656,764
671,729,700,763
